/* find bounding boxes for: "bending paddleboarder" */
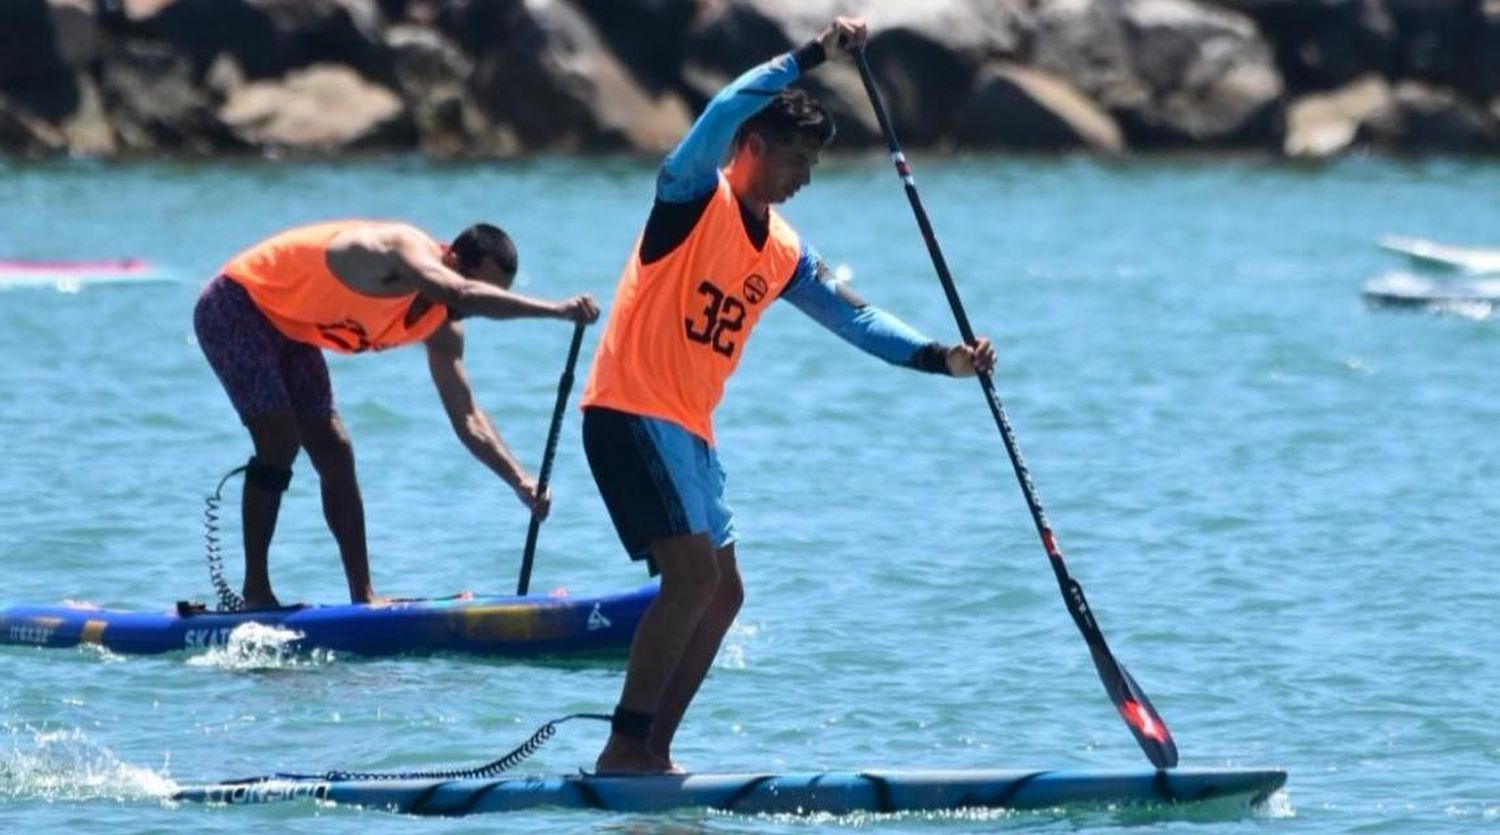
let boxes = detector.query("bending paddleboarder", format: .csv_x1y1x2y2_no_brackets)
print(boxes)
581,17,997,774
194,221,600,608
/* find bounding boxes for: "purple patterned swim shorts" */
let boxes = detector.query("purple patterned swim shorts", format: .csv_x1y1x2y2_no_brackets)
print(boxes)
193,275,334,424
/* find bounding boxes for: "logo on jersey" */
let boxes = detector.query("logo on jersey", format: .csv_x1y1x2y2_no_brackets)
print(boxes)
742,274,768,305
316,318,400,353
317,319,373,352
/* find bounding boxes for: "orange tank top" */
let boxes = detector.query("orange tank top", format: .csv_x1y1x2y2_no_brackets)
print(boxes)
221,221,448,353
582,174,802,444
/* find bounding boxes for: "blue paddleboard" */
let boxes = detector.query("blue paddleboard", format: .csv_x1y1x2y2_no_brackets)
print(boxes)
0,584,656,657
172,766,1286,816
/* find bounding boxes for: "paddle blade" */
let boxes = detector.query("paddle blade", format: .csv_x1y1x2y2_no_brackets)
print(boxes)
1087,645,1178,768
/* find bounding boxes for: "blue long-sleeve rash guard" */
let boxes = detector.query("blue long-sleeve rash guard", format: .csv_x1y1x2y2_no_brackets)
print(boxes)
639,44,950,375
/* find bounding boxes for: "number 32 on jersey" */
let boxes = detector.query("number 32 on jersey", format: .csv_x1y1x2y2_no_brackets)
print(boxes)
684,280,747,358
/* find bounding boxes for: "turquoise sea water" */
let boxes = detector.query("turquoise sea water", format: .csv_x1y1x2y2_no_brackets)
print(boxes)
1,153,1497,833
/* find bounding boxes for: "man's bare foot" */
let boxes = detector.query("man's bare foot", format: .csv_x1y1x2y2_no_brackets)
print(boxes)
354,594,392,606
649,750,685,774
240,592,282,610
595,738,669,775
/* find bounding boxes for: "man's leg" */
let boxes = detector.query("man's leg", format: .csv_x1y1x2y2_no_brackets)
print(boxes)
297,412,377,604
242,409,301,609
648,543,743,766
194,275,300,609
596,532,721,774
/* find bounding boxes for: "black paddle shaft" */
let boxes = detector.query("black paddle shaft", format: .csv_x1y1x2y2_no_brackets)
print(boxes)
517,323,587,596
854,49,1177,769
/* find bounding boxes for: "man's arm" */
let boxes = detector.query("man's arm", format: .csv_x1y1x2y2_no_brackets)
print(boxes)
781,246,997,375
377,225,597,324
640,41,831,263
656,43,826,202
781,246,949,372
425,320,549,517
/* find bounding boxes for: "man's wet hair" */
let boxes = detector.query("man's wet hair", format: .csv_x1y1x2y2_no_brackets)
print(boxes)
450,223,517,278
734,88,835,149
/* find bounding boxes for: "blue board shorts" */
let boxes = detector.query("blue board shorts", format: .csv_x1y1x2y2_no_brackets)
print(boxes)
582,406,735,572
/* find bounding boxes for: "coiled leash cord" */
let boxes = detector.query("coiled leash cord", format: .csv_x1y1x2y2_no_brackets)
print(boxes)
202,465,248,613
200,459,294,613
272,713,611,782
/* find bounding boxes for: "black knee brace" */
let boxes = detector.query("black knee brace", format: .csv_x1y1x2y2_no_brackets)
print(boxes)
610,706,653,741
244,457,292,493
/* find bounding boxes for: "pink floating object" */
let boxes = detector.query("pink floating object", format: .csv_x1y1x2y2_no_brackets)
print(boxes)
0,257,153,275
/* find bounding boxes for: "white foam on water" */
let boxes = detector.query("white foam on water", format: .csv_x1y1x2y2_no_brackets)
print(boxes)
1445,802,1500,821
1259,788,1298,819
76,642,127,664
183,621,333,671
0,726,176,802
719,622,759,670
1431,300,1493,320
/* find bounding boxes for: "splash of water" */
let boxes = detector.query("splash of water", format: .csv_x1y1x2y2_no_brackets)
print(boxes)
0,726,175,802
1259,788,1297,819
183,621,334,671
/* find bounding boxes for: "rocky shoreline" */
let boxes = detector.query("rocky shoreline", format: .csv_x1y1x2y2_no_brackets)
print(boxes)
2,0,1497,160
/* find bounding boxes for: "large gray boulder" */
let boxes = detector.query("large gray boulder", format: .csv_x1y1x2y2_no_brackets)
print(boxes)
59,73,117,154
442,0,692,152
1027,0,1284,147
0,92,68,156
386,24,516,157
572,0,698,93
0,0,98,87
107,0,392,83
1368,80,1500,153
100,37,242,153
1466,1,1500,101
1205,0,1396,90
0,0,100,145
0,73,115,155
954,62,1125,152
1282,74,1394,157
1385,0,1469,87
681,0,1025,147
218,64,413,153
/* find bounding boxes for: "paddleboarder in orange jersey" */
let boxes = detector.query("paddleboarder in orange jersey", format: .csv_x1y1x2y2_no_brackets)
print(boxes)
195,220,600,609
581,17,997,774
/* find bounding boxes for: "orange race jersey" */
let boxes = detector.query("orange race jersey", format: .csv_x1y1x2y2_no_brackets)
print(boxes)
221,221,448,353
582,174,802,443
